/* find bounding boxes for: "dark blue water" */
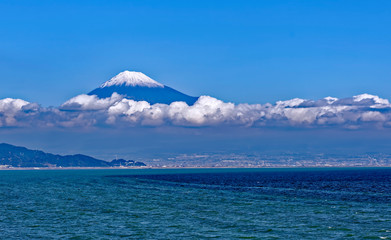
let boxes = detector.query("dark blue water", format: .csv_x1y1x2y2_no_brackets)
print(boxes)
125,168,391,203
1,168,391,239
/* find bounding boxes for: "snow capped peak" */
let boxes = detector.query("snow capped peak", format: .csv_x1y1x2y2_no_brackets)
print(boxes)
100,71,164,88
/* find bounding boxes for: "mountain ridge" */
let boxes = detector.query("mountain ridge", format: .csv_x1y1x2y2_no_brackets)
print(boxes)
0,143,146,168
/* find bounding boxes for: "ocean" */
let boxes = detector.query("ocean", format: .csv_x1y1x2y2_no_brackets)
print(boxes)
1,168,390,239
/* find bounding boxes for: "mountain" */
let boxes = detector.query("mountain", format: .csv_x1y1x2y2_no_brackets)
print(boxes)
88,71,198,105
0,143,146,168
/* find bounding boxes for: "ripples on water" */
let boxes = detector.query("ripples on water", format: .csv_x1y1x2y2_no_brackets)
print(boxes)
1,168,391,239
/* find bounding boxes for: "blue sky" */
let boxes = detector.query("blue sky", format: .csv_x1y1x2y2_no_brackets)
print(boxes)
1,0,391,161
1,0,390,106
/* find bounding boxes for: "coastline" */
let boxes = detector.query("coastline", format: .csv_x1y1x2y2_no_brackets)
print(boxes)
1,166,391,170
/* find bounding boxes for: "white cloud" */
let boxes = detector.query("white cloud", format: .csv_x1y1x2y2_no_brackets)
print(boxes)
360,111,387,122
353,93,390,106
0,98,30,126
1,93,391,129
61,93,123,110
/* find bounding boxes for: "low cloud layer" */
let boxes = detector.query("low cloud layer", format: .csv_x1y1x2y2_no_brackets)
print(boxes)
1,93,391,129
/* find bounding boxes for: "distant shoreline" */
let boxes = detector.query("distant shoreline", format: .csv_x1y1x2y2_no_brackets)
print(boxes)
1,166,391,170
0,167,150,170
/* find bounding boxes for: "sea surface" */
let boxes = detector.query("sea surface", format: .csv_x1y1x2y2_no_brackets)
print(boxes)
1,168,391,239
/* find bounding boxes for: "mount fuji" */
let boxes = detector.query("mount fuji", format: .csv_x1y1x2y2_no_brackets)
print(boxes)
88,71,198,105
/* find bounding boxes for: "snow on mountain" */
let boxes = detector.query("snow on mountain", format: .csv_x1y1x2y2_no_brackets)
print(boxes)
89,71,198,105
100,71,164,88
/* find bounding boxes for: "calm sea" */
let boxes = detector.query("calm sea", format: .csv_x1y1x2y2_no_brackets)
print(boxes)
1,168,391,239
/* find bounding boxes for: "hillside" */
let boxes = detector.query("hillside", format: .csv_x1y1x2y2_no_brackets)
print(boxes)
0,143,146,168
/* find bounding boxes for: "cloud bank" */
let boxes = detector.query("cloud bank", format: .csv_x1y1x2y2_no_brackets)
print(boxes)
1,93,391,129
